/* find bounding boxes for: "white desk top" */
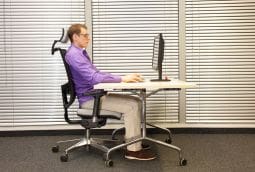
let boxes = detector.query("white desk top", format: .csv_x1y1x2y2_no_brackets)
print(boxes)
94,79,197,90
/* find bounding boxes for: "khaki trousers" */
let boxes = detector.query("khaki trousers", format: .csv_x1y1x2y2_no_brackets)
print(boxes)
81,93,142,151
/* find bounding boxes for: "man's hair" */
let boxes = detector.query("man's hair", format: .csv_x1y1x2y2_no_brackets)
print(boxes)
67,24,87,43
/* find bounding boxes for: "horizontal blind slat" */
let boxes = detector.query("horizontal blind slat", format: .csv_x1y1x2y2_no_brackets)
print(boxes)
92,0,179,123
186,0,255,124
0,0,85,127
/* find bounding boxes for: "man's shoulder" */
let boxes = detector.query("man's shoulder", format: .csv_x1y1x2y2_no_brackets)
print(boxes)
65,47,88,66
66,45,78,55
66,46,82,59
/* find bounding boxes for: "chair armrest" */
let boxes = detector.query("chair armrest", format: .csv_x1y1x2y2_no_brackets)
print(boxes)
83,89,108,124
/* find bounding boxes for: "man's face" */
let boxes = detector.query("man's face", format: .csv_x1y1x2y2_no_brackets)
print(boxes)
74,27,90,48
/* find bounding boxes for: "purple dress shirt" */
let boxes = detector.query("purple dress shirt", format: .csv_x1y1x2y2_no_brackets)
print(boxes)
65,44,121,106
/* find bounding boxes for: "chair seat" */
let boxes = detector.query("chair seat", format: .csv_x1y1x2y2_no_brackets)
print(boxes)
77,108,122,120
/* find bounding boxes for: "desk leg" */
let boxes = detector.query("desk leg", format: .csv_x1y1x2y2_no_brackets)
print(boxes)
105,89,187,166
105,136,143,160
146,122,172,143
140,89,147,138
140,89,187,166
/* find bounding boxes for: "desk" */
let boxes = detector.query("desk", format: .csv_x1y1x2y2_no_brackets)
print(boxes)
94,78,196,90
94,79,197,166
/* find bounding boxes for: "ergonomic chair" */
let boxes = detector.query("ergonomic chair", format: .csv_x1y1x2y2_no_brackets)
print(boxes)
51,28,123,167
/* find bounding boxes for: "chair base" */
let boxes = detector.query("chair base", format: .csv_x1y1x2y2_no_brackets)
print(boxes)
52,125,181,167
52,129,123,164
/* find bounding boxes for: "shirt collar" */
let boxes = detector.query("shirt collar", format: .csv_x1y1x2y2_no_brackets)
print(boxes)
70,43,90,60
71,43,84,53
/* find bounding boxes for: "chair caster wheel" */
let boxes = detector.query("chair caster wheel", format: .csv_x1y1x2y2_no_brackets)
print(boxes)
165,138,172,144
179,158,187,166
105,159,113,167
60,154,68,162
52,145,59,153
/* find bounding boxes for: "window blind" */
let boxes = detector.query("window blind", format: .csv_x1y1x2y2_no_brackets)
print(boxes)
0,0,85,127
186,0,255,123
92,0,179,123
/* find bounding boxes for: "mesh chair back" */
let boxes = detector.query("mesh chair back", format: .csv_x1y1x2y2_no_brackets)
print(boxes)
59,49,76,108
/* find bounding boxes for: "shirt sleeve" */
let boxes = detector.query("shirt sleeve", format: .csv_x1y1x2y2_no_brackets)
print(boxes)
65,51,121,85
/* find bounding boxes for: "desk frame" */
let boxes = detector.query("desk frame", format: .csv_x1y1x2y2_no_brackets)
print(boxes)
95,80,196,166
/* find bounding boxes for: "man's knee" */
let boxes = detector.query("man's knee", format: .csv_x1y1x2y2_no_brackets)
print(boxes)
126,98,141,112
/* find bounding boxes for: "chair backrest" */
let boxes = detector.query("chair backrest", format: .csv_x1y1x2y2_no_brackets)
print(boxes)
51,28,80,124
59,48,76,108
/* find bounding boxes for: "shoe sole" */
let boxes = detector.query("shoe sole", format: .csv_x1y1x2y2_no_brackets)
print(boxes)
125,155,156,161
142,145,151,150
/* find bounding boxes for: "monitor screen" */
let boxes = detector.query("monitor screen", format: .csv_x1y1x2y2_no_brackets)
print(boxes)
151,33,170,81
152,34,160,71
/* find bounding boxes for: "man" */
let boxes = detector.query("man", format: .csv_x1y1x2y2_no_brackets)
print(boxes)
65,23,156,160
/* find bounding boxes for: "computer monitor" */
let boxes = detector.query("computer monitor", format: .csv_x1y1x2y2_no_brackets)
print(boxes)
151,33,170,82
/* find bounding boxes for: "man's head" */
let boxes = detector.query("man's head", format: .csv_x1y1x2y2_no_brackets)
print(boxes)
67,24,90,48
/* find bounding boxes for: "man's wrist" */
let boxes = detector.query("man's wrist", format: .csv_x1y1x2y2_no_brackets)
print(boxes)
121,76,126,83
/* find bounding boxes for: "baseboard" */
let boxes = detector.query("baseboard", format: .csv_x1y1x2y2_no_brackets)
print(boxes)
0,128,254,137
169,128,255,134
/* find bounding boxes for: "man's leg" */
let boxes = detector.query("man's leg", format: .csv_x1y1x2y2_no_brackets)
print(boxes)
81,93,142,151
81,93,156,160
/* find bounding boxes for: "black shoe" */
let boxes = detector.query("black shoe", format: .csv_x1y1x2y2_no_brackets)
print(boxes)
125,149,156,161
123,142,151,150
141,143,151,150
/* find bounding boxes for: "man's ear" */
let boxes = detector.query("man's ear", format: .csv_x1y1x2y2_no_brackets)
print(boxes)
73,34,79,41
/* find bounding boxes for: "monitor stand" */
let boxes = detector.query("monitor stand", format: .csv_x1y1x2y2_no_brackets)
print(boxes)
150,78,171,82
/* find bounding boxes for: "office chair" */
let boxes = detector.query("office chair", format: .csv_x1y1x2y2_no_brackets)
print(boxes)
51,28,123,167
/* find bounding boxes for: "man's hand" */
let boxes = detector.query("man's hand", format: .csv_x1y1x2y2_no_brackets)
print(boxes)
121,74,144,83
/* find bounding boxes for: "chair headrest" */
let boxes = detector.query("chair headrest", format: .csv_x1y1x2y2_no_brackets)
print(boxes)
60,28,69,43
51,27,69,55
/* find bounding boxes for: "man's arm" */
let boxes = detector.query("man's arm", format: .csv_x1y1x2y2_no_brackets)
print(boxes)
66,52,121,84
66,52,143,84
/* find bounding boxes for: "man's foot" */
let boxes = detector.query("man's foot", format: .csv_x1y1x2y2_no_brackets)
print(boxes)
141,143,151,150
123,143,151,150
125,149,156,161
